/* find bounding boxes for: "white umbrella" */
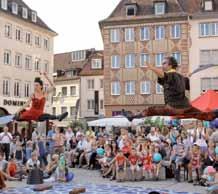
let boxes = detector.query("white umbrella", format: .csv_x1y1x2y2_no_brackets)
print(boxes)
88,116,131,127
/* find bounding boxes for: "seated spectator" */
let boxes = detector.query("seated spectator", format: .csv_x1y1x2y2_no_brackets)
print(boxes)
0,152,7,172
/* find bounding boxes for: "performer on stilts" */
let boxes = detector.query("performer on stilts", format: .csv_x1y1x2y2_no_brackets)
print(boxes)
14,72,68,122
122,56,218,121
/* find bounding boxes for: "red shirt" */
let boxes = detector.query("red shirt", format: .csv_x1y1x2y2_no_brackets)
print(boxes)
142,154,152,165
116,155,125,166
128,154,138,165
122,146,131,155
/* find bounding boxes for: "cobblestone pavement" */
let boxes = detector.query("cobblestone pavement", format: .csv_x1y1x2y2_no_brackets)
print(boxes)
6,168,207,194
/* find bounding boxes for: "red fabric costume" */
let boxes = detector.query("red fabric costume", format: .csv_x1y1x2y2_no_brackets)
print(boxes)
20,95,45,121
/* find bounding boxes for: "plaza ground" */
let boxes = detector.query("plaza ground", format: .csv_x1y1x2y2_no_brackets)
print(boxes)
6,168,207,194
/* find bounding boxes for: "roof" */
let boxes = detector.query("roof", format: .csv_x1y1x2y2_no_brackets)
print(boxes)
100,0,218,25
79,50,104,76
0,0,57,34
54,49,94,72
100,0,186,25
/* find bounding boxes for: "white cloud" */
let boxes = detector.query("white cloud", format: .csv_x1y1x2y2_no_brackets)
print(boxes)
24,0,120,53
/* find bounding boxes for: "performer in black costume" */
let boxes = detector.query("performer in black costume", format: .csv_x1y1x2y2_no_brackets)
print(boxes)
123,56,218,121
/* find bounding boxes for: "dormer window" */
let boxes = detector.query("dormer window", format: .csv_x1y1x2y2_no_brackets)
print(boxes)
22,7,28,19
203,0,214,11
125,2,138,16
12,2,18,15
154,2,166,15
92,59,102,69
31,11,37,23
1,0,7,10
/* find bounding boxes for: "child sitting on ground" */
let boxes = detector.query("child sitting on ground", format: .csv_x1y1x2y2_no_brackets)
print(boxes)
188,144,201,183
128,147,140,181
115,150,127,182
142,146,154,180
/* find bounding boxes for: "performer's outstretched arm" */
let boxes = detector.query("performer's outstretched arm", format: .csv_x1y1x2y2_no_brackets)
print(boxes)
147,64,164,78
40,72,55,95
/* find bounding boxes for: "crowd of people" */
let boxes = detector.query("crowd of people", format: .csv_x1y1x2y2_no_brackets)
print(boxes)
0,122,218,190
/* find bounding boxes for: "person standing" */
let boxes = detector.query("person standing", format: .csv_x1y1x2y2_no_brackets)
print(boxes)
0,126,13,161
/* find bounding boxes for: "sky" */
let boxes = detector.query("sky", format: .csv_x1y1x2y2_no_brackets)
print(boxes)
24,0,120,54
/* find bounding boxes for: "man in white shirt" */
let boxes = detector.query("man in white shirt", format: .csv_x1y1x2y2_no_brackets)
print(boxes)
147,127,160,142
0,126,12,161
65,127,74,149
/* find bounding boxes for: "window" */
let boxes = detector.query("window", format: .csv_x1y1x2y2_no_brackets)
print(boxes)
154,2,165,15
34,58,40,71
204,0,213,11
4,50,11,65
125,81,135,95
100,100,104,109
53,88,56,96
61,107,67,114
16,28,22,41
88,80,94,89
87,100,95,110
155,53,165,67
110,29,120,43
35,36,41,47
140,27,150,41
172,52,181,65
24,82,31,97
155,26,165,40
171,24,181,39
70,107,76,116
22,7,28,19
111,55,120,69
199,22,218,37
62,87,67,96
2,78,10,96
201,77,218,92
44,61,49,73
72,50,86,61
14,80,21,97
111,81,120,95
140,81,150,94
200,50,218,65
211,23,218,36
25,56,32,70
156,83,163,94
15,53,22,68
5,24,12,38
70,86,76,96
1,0,7,10
100,79,104,89
26,32,32,44
31,11,37,23
44,38,49,50
91,59,102,69
140,53,150,67
12,2,18,14
125,28,134,42
52,107,56,115
126,5,137,16
200,23,210,36
125,54,135,68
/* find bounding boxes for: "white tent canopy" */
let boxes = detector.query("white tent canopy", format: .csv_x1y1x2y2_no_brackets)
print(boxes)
88,116,131,127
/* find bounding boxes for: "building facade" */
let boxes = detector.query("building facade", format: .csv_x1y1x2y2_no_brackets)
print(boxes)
99,0,189,117
53,49,96,125
187,0,218,99
80,51,105,120
0,0,56,115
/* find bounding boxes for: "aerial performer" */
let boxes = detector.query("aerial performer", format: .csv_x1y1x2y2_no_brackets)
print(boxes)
122,56,218,121
0,72,68,124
